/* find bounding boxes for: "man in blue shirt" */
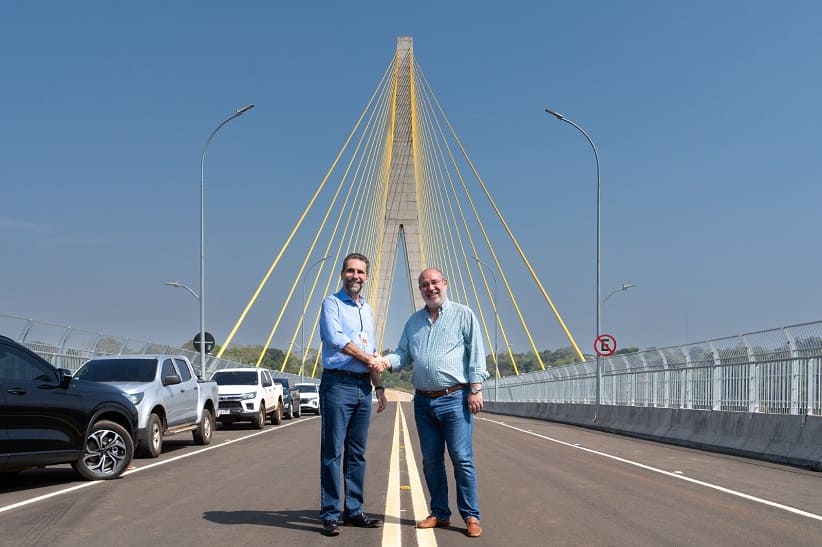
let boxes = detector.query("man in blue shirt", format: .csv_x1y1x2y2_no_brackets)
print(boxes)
382,267,489,538
318,252,387,537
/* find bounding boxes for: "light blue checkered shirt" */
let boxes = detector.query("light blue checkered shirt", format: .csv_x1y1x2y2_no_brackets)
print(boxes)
387,299,488,391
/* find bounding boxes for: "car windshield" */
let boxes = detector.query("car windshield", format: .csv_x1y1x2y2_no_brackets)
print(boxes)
76,358,156,382
296,384,318,393
212,371,258,386
274,379,288,387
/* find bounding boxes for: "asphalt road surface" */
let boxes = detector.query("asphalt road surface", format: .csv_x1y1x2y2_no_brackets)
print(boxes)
2,396,821,546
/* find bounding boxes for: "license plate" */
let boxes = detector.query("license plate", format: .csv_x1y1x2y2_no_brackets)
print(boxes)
218,409,229,416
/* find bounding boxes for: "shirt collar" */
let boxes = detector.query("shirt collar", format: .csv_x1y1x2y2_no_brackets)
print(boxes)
336,288,364,307
425,297,451,314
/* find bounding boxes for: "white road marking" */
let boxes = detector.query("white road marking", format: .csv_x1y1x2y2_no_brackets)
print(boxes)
480,416,822,523
0,416,315,514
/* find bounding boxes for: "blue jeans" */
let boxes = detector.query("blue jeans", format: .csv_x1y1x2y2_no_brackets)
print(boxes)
413,388,480,522
319,371,373,522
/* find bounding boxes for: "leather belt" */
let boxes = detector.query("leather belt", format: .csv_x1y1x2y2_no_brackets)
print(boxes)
324,368,370,380
416,383,468,399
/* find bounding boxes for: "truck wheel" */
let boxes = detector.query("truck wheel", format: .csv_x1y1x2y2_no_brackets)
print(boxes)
270,403,282,425
193,409,214,445
285,402,294,420
72,420,134,480
252,405,265,429
294,404,301,418
139,413,163,458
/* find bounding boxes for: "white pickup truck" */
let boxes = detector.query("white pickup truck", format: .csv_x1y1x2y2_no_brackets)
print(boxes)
210,367,284,428
74,354,219,457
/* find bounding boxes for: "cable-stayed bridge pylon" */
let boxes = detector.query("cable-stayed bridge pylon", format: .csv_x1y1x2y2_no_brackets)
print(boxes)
216,36,585,376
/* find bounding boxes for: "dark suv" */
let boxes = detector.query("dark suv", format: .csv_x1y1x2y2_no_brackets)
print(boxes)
273,377,301,419
0,335,138,480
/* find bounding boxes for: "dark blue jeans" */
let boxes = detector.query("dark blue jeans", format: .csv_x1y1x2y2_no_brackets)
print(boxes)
414,387,481,522
319,370,373,523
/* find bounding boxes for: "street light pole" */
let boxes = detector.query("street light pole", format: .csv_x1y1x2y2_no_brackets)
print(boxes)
200,104,254,374
301,256,330,382
471,256,499,402
545,108,602,419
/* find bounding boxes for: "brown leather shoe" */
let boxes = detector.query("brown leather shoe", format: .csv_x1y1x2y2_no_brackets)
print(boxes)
465,517,482,538
417,515,450,529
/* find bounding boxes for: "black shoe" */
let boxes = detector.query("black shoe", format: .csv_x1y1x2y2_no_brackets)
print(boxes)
342,513,382,528
322,520,341,536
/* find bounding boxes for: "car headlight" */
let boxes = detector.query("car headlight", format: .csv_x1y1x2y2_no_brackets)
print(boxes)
241,391,256,400
128,392,144,405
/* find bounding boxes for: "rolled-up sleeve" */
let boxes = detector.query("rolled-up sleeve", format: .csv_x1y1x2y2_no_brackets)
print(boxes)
465,309,489,384
387,326,413,372
319,296,352,351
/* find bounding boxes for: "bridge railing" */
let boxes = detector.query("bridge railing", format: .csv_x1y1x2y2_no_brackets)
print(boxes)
0,314,311,383
494,320,822,416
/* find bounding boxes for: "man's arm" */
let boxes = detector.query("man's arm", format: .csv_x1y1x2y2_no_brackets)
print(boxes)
370,369,387,412
340,341,385,370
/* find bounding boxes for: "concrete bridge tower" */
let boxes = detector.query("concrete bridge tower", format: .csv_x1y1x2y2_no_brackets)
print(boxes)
370,36,425,346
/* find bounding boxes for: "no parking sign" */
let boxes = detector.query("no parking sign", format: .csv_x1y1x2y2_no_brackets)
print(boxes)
594,334,617,357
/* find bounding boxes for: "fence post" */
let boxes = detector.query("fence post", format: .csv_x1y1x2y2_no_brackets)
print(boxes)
782,328,800,415
708,341,722,411
740,336,758,413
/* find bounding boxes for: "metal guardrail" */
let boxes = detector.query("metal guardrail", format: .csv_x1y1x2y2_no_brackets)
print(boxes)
493,320,822,416
5,313,819,415
0,313,314,383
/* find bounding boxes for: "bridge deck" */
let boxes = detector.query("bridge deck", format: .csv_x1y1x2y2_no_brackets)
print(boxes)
2,397,821,545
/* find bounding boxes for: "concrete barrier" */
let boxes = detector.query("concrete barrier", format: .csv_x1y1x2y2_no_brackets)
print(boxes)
484,401,822,471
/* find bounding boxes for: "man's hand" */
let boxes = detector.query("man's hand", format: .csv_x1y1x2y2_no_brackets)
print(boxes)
376,388,387,412
467,390,483,414
368,354,390,373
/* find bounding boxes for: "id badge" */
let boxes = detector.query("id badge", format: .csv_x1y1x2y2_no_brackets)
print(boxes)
357,331,369,350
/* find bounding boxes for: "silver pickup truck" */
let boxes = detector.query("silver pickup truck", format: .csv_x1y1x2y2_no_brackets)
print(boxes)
74,354,218,457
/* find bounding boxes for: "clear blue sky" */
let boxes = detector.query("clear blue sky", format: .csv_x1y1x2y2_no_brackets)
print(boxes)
2,1,820,355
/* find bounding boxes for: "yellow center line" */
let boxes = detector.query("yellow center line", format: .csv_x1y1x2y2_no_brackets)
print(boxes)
382,401,437,547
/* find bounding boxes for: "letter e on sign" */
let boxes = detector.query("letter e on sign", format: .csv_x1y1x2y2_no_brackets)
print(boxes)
594,334,617,357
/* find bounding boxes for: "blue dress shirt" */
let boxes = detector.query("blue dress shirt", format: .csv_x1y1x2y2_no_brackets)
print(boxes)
319,289,375,373
387,299,489,391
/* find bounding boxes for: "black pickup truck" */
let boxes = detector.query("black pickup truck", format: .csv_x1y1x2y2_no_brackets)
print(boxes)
273,377,302,419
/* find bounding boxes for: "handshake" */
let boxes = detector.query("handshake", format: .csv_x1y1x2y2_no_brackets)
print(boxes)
367,354,391,373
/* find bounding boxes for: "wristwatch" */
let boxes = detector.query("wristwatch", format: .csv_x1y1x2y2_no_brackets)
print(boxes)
470,386,482,394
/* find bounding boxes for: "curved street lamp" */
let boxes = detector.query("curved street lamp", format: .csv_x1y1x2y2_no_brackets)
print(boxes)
603,283,636,305
545,108,602,419
163,281,200,301
199,104,254,374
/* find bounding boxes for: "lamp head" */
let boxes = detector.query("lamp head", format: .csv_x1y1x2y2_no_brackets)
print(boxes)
236,104,255,115
545,108,565,121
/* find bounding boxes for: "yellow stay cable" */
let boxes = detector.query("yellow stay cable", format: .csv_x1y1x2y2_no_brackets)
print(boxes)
416,74,520,372
278,78,394,370
416,94,506,374
418,67,584,363
216,62,393,358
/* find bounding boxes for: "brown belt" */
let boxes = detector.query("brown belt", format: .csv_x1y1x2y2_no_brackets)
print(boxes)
416,383,468,399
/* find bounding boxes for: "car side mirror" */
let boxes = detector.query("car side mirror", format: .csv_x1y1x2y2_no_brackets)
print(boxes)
57,368,73,389
163,374,182,386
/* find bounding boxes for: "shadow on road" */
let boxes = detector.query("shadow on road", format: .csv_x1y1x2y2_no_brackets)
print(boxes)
202,509,418,532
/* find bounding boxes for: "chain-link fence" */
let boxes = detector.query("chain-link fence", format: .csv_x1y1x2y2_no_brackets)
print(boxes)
5,313,820,415
0,314,312,383
493,321,822,416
